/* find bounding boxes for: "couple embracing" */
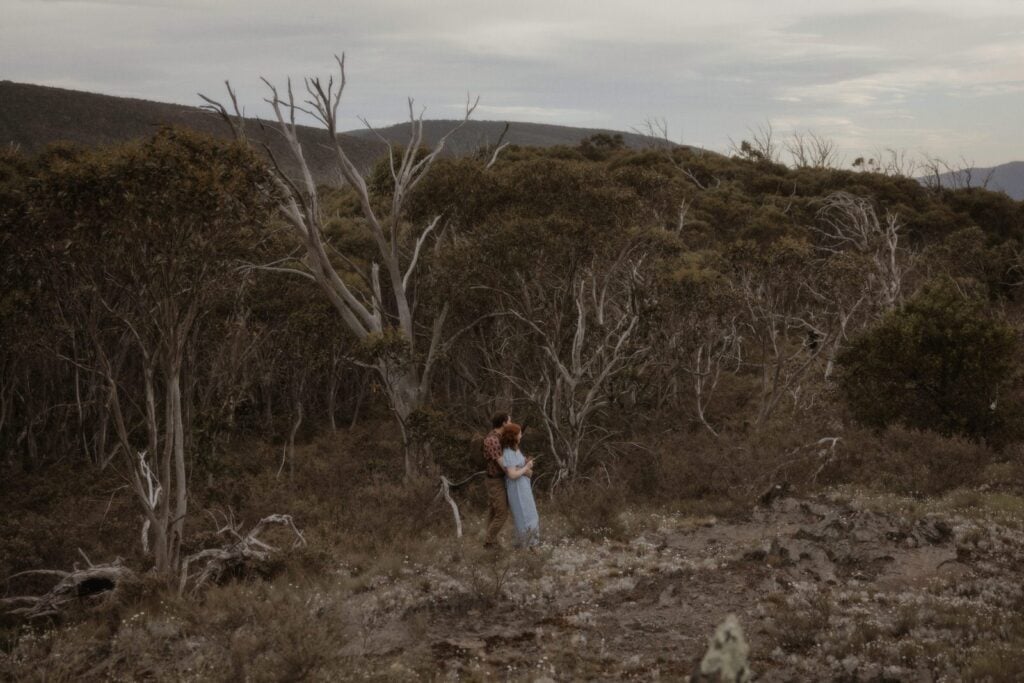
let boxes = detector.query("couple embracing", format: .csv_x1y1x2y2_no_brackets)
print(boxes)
482,412,540,548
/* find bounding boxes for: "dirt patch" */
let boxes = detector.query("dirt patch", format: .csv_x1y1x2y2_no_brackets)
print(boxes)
7,492,1024,680
341,493,1024,680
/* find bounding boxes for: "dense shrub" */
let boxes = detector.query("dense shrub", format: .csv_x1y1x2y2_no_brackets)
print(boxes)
837,282,1022,443
818,425,996,495
552,482,627,540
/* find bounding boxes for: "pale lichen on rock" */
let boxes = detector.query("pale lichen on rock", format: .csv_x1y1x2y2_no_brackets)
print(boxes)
695,614,751,682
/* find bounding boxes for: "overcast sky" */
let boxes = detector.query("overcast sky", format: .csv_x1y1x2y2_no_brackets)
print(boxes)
3,0,1023,166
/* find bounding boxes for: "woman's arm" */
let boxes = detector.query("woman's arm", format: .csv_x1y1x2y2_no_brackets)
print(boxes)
502,448,533,479
505,463,532,480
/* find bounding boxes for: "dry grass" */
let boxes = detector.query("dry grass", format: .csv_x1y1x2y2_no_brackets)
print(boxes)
8,424,1024,679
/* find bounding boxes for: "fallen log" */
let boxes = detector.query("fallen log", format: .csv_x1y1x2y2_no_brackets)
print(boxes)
179,512,306,596
1,552,137,620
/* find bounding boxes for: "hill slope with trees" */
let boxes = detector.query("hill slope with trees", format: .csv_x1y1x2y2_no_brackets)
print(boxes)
921,160,1024,200
0,81,672,186
2,96,1024,677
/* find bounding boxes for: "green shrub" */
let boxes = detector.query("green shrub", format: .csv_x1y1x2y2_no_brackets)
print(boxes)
837,281,1022,443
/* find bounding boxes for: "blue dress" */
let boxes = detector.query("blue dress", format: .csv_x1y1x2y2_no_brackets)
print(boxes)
502,447,540,546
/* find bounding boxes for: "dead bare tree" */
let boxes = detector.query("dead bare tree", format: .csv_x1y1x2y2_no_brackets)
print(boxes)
852,148,918,177
277,385,304,480
919,155,991,192
473,121,511,170
799,193,918,381
878,148,919,178
918,156,945,190
799,256,870,380
493,254,650,487
93,291,196,575
728,241,834,426
730,121,780,164
681,319,742,437
201,55,502,477
784,131,842,169
814,192,913,312
653,273,743,436
741,287,830,426
636,117,721,191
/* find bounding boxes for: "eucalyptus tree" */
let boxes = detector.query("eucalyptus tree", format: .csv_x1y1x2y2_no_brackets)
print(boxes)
29,129,274,573
516,253,650,486
726,239,827,426
202,56,493,477
652,257,742,436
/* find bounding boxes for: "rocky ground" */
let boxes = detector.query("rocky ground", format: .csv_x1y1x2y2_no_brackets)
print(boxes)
5,488,1024,681
328,490,1024,681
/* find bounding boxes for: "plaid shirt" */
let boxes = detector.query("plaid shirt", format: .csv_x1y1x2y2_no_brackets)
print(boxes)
483,429,504,477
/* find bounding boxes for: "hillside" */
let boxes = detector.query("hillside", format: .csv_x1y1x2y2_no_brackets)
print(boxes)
6,85,1024,680
0,81,386,184
922,160,1024,200
0,81,672,186
343,119,677,154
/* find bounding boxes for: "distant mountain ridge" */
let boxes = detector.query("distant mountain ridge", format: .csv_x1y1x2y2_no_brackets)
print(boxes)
0,81,386,185
344,119,675,154
919,161,1024,201
0,81,670,186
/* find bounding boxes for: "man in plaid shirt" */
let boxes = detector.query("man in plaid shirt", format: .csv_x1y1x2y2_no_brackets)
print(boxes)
483,411,511,547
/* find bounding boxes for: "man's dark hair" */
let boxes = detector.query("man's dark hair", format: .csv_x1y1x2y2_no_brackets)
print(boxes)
490,411,511,429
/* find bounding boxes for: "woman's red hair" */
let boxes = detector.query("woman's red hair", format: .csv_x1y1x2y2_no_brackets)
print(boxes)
499,423,522,449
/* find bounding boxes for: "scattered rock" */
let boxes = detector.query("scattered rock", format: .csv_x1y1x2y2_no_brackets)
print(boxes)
694,614,751,683
759,482,791,507
658,583,680,607
765,537,795,566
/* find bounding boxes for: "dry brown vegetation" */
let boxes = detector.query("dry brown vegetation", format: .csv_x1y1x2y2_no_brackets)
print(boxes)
3,69,1024,679
5,425,1024,680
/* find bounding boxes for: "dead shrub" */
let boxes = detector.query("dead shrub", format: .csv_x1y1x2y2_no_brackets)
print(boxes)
620,430,742,501
964,640,1024,682
191,431,450,560
618,424,833,514
459,545,518,605
980,446,1024,492
552,482,627,540
818,425,995,495
0,465,141,583
451,542,553,608
767,592,832,654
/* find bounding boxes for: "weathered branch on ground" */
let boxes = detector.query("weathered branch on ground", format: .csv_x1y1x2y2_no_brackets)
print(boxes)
1,556,137,620
179,512,306,596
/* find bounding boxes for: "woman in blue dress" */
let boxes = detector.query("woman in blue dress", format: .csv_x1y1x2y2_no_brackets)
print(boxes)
499,423,540,547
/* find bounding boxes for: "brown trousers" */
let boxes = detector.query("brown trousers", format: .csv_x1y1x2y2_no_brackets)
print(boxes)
484,476,509,545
